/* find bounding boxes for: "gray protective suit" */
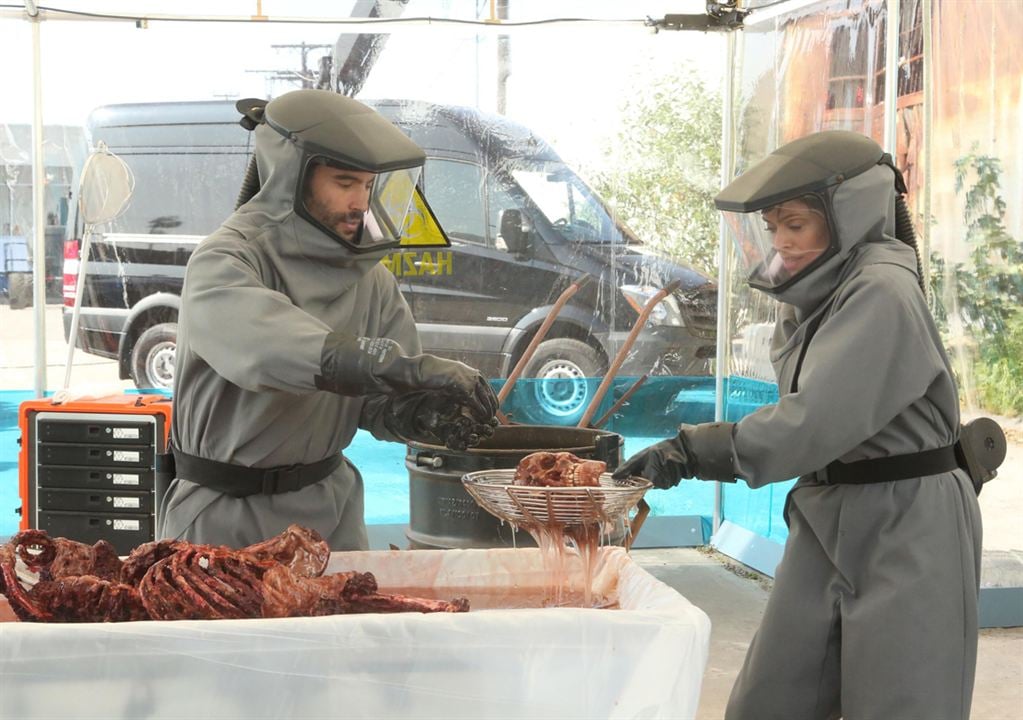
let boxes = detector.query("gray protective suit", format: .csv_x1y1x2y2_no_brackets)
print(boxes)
718,165,984,719
712,164,982,720
616,160,983,718
159,121,420,551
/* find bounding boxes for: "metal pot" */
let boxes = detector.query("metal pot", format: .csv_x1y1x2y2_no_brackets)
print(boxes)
405,425,624,549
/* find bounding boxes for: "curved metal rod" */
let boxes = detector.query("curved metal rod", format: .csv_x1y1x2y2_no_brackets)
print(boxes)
591,374,648,430
496,273,592,418
577,280,681,429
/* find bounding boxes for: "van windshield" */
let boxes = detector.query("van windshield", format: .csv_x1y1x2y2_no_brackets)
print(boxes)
511,162,637,245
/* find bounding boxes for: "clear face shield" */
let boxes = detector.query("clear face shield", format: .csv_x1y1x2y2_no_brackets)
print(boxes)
721,193,836,292
299,156,422,253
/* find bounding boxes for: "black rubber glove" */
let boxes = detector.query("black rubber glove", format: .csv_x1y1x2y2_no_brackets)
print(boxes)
612,434,694,489
385,391,498,451
612,422,737,488
316,332,499,424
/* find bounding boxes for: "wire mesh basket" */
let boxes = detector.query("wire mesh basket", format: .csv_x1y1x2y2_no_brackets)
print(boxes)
462,469,652,528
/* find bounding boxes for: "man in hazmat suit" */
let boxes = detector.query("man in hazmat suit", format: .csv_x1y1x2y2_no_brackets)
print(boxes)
160,89,498,551
614,131,983,719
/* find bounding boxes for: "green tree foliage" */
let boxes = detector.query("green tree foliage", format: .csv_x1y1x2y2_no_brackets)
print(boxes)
588,66,722,276
930,149,1023,414
975,313,1023,415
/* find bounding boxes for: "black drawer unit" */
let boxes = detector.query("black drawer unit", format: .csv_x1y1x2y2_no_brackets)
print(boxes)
38,442,156,468
36,465,155,491
38,488,154,515
37,510,155,556
38,418,155,445
18,397,172,556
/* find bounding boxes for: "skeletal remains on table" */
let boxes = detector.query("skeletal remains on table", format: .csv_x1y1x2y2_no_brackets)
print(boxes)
513,451,606,488
0,525,468,623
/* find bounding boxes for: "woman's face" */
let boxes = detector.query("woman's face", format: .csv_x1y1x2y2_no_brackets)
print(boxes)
761,200,831,276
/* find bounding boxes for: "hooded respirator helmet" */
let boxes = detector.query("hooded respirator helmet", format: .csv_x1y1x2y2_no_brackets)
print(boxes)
715,131,906,293
238,90,426,254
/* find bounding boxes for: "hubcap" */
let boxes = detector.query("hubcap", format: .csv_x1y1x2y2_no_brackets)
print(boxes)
146,342,176,390
532,358,590,417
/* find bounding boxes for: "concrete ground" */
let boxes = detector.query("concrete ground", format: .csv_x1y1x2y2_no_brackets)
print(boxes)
0,302,133,394
3,303,1022,718
633,548,1023,720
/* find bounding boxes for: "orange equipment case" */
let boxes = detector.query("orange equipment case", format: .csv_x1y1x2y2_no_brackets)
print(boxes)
18,394,173,554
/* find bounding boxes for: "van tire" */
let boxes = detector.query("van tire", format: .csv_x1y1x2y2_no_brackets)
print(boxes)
131,322,178,391
518,338,605,425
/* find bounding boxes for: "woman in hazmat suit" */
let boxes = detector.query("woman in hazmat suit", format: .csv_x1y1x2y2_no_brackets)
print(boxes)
614,130,982,719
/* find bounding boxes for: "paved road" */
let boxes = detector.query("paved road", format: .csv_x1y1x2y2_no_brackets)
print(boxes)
635,548,1023,720
0,302,131,393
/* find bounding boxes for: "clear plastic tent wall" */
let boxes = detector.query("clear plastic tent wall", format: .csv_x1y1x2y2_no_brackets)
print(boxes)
0,1,725,542
719,0,1023,551
1,1,1019,558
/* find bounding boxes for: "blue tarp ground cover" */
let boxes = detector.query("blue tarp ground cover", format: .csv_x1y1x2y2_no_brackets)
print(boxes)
0,377,786,542
722,380,793,545
0,390,28,539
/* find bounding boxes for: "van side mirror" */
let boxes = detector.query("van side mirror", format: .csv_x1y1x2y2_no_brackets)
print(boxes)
500,209,532,256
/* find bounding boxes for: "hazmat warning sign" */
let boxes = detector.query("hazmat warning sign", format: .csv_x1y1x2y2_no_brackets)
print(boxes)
401,187,450,248
383,187,453,276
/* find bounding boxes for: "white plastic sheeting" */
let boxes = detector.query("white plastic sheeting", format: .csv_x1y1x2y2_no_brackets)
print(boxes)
0,546,711,719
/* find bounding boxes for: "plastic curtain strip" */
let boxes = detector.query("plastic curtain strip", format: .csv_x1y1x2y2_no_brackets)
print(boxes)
721,0,888,544
0,7,727,538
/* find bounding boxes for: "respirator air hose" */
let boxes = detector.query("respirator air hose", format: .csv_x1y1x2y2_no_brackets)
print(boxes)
234,155,261,210
894,193,927,298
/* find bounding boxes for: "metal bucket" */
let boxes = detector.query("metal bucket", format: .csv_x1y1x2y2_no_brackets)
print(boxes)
405,425,624,549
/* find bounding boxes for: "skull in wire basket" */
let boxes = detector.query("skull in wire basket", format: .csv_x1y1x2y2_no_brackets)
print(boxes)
513,451,606,487
463,466,652,528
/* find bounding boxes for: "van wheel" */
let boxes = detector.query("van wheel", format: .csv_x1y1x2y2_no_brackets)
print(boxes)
131,322,178,391
518,338,605,426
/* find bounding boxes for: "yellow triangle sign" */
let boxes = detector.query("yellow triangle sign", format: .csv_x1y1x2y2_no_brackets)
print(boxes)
400,187,451,247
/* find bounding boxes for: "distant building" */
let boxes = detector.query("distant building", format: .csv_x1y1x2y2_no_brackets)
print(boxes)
737,0,1021,258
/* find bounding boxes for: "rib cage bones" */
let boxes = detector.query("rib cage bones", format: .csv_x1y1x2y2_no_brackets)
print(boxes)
0,525,468,622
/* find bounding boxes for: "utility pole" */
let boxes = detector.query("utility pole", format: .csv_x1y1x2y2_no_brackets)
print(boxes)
270,43,333,89
496,0,510,115
246,43,332,94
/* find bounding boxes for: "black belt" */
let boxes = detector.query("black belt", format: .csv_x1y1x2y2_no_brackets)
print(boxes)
169,448,343,497
818,445,960,485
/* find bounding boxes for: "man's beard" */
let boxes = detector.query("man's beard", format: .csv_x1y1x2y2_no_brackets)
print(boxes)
306,191,364,243
323,209,364,242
